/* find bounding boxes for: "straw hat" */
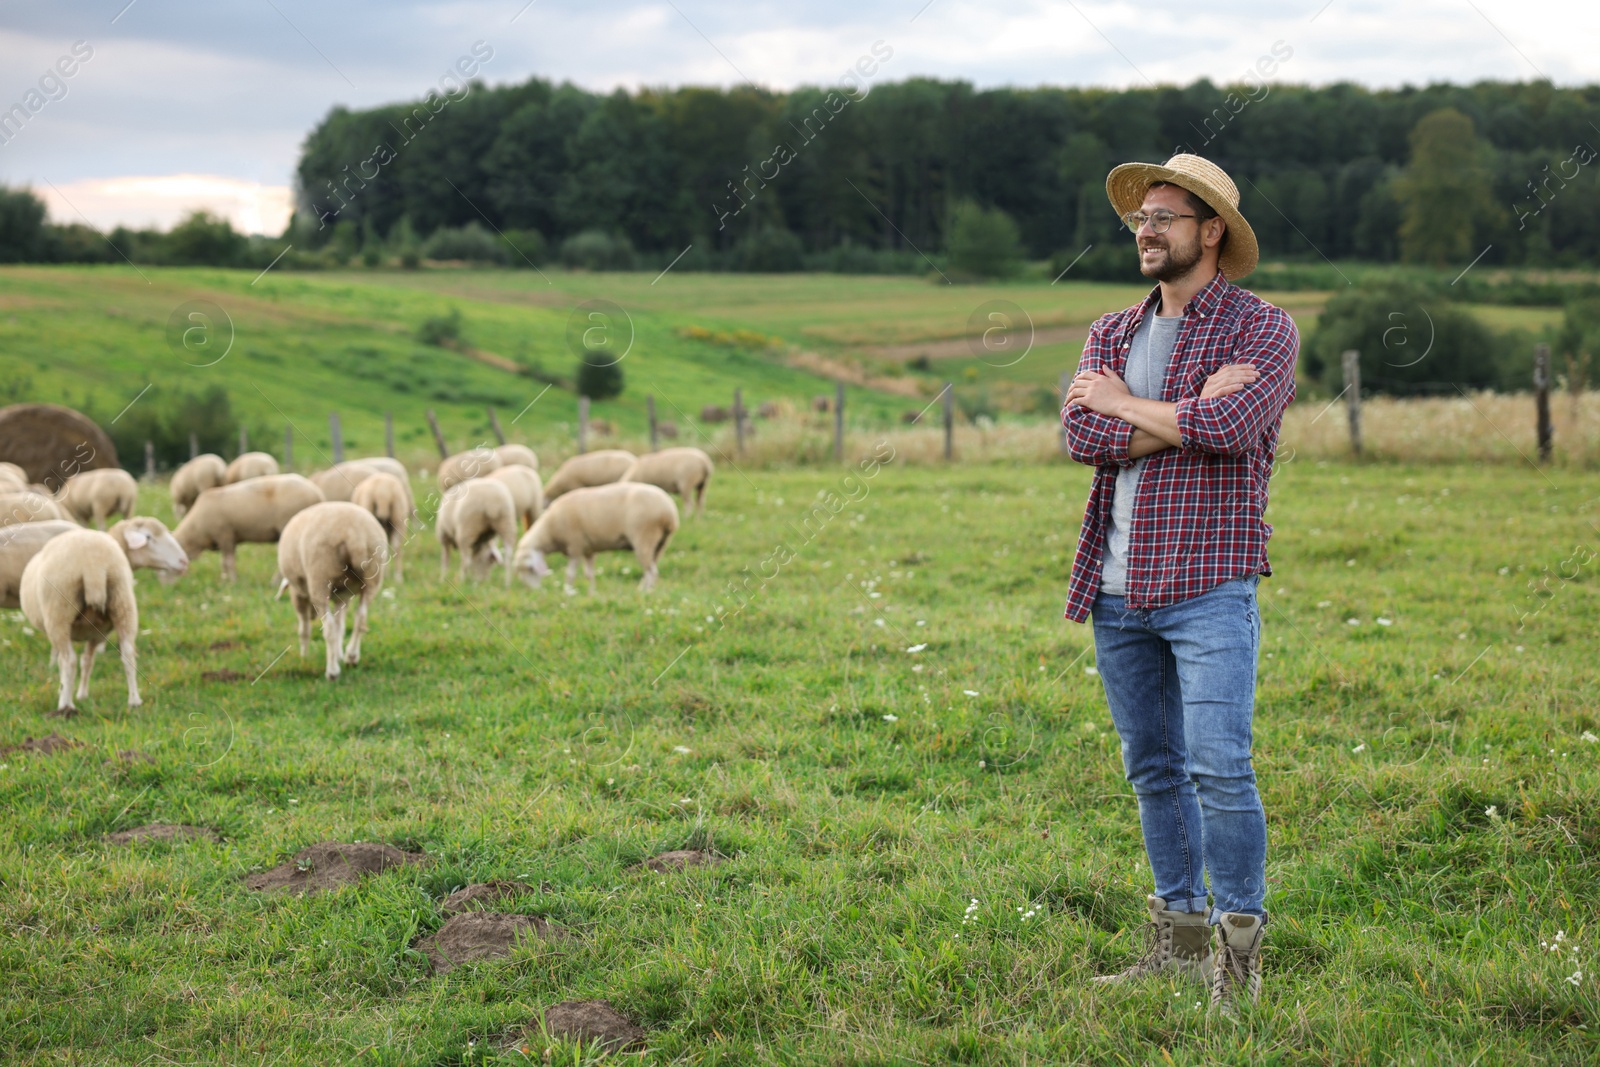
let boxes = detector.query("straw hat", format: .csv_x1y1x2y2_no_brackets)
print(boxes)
1105,153,1259,281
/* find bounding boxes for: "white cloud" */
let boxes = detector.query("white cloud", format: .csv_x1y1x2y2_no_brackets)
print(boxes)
40,175,293,236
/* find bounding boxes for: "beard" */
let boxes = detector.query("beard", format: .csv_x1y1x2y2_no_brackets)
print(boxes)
1138,229,1204,283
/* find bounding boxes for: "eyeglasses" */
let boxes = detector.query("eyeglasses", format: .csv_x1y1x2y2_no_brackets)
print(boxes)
1122,210,1198,234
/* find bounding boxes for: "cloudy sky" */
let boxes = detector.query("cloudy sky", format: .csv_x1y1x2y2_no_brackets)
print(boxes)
1,0,1593,234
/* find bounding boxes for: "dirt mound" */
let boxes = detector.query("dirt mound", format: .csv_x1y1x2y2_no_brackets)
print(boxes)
103,749,155,769
1,733,83,756
636,849,726,873
540,1000,647,1052
201,669,245,683
245,841,422,895
0,402,118,485
105,823,221,846
208,640,238,651
415,911,568,973
439,880,540,916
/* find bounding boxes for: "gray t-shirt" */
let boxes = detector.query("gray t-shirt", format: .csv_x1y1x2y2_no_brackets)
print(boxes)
1099,311,1182,595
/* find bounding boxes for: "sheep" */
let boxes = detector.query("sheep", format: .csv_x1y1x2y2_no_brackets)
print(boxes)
437,447,501,492
1,520,79,608
494,443,539,471
3,517,188,609
55,467,139,529
0,491,69,526
19,529,142,712
540,449,636,501
170,453,226,517
621,447,713,517
311,460,386,502
224,451,280,484
436,478,516,584
350,472,410,583
276,502,387,680
486,464,543,533
514,482,678,595
358,456,409,484
0,461,27,489
173,474,326,581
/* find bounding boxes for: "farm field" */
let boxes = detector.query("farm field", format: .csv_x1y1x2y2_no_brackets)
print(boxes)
2,456,1596,1064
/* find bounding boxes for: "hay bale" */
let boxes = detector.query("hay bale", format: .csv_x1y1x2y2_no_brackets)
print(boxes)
0,404,118,487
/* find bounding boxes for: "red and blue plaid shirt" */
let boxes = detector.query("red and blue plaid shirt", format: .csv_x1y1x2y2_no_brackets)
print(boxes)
1061,272,1299,623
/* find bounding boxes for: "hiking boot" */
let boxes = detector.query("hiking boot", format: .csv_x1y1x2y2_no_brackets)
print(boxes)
1091,896,1213,986
1209,910,1267,1017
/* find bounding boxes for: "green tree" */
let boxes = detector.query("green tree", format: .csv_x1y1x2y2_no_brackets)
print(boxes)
576,349,624,400
1395,108,1501,267
946,200,1023,279
163,210,248,266
0,185,51,262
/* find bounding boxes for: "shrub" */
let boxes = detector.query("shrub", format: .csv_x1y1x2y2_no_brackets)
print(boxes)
501,228,548,267
946,200,1023,279
164,210,249,266
576,348,624,400
417,308,465,347
560,229,636,271
424,221,508,264
87,384,248,472
731,225,804,272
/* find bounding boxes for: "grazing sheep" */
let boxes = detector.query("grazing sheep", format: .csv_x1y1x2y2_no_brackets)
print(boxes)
514,482,678,595
19,529,142,712
436,478,516,584
173,474,325,581
358,456,409,484
438,447,501,492
55,467,139,529
621,447,713,517
350,472,410,583
0,491,69,526
170,453,226,517
311,460,386,502
0,462,26,490
1,520,79,608
494,443,539,471
541,449,636,501
224,451,280,484
276,502,387,680
486,465,543,532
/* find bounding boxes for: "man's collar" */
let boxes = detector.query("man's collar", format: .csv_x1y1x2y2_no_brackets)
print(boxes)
1133,270,1232,323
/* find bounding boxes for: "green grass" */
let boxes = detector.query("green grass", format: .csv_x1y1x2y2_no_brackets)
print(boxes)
2,456,1597,1064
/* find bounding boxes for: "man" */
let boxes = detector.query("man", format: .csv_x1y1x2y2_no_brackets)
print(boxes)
1060,154,1298,1016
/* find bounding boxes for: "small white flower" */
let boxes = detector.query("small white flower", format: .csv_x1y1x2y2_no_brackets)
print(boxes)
978,760,986,768
606,778,614,785
874,618,886,627
1345,559,1356,567
21,626,34,636
1316,600,1332,608
381,588,396,599
672,745,691,754
916,620,926,626
1376,617,1393,626
912,664,924,672
869,592,882,599
1085,667,1098,676
1485,805,1498,818
882,714,898,722
963,690,979,696
906,643,927,653
1498,566,1509,575
1352,743,1366,753
1567,970,1583,986
1582,732,1598,744
1347,618,1360,626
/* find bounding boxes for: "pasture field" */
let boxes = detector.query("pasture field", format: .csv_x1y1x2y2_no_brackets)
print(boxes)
1,455,1597,1065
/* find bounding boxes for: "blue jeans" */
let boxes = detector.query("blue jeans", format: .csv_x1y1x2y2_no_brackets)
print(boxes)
1090,575,1267,920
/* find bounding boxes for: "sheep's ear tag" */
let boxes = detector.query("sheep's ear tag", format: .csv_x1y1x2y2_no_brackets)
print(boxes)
124,529,149,550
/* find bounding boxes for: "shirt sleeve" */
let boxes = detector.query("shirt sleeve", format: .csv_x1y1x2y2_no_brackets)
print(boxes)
1062,315,1135,468
1174,305,1299,456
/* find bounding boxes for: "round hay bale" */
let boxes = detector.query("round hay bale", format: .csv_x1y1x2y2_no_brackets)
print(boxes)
0,404,119,487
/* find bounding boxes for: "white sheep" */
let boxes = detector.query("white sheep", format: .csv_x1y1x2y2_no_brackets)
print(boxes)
350,472,410,583
514,482,679,595
436,478,516,584
173,474,326,581
541,449,636,501
494,443,539,471
55,467,139,529
437,447,501,492
0,491,69,526
0,462,27,490
276,502,387,680
486,464,543,532
224,451,280,484
358,456,410,484
621,447,713,517
170,453,227,517
2,517,188,609
20,529,143,712
311,460,386,502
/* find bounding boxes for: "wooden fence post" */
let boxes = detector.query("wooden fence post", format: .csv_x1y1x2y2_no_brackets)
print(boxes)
943,382,954,461
384,412,394,458
834,381,845,462
1341,349,1362,457
734,387,745,455
188,433,198,460
578,396,590,454
238,426,248,456
487,406,506,445
329,412,344,465
425,409,450,458
1058,370,1071,454
1534,342,1552,462
648,394,658,451
143,440,154,482
284,425,293,471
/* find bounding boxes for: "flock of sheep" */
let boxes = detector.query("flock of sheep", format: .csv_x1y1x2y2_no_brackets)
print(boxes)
0,443,714,713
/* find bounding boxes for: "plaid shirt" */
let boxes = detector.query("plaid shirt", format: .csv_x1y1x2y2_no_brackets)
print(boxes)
1061,272,1299,623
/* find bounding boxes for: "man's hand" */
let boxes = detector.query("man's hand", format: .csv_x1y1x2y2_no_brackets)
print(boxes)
1065,368,1131,416
1201,363,1258,399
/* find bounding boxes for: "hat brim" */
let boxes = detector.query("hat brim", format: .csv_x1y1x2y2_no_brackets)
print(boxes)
1106,163,1259,282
